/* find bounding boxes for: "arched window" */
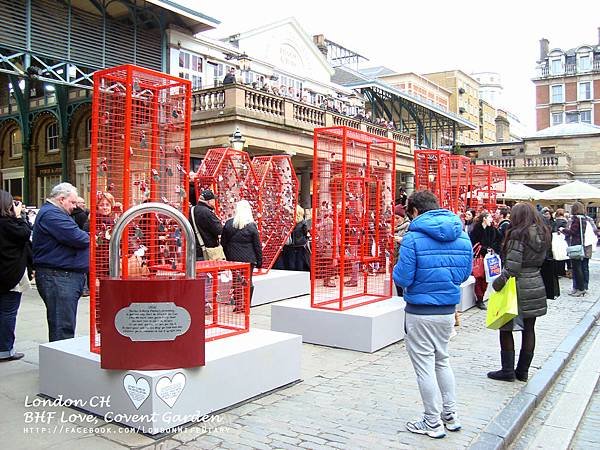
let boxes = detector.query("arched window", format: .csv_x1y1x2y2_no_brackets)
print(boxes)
46,122,59,153
9,128,22,158
86,117,92,148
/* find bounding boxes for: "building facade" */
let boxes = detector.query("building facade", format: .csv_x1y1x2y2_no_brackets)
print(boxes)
423,70,490,144
533,32,600,131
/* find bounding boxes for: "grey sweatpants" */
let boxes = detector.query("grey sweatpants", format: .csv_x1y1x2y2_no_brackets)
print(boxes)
404,312,457,424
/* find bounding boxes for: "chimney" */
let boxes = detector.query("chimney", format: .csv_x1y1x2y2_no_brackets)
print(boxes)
495,110,510,143
539,38,549,61
313,34,328,57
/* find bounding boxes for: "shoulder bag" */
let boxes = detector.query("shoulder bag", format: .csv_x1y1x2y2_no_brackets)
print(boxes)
566,217,585,260
190,206,226,261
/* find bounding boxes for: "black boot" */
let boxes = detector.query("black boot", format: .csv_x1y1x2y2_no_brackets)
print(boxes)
487,351,515,382
475,300,487,310
515,351,534,382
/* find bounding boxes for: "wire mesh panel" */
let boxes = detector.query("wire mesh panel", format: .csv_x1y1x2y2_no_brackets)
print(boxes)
468,164,507,212
194,148,260,224
414,149,451,210
251,155,298,272
153,260,251,341
448,155,471,214
311,126,395,311
90,64,191,354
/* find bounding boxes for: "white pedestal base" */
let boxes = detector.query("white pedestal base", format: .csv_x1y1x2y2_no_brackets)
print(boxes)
252,270,309,306
271,296,405,353
39,329,301,434
458,276,476,312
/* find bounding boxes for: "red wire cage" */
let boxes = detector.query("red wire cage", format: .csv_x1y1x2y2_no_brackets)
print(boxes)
251,155,298,273
448,155,472,214
468,164,507,212
311,126,396,311
194,148,260,225
413,149,452,210
89,65,191,353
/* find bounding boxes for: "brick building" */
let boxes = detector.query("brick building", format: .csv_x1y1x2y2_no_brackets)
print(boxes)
533,30,600,131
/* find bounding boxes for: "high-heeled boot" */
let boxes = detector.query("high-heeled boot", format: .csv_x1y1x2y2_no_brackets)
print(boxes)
487,351,515,382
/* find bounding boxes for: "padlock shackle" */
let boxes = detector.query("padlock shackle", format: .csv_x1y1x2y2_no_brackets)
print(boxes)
109,203,196,278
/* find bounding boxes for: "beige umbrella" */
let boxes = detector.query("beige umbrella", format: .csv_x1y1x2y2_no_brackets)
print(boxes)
537,180,600,202
496,181,542,201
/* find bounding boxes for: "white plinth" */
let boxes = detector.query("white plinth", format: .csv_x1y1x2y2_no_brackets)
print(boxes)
252,269,310,306
271,295,405,353
39,329,301,434
458,276,476,312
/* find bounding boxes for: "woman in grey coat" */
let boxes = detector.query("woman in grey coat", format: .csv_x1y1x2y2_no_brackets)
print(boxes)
487,202,551,382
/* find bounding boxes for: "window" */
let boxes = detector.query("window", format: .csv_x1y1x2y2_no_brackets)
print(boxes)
46,122,59,153
578,54,591,71
9,129,22,157
551,85,563,103
565,111,579,123
580,110,592,124
540,146,555,155
501,148,513,156
551,112,563,126
550,58,562,75
85,117,92,148
579,81,592,100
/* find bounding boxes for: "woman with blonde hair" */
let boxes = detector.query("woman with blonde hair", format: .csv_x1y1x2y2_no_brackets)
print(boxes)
221,200,263,308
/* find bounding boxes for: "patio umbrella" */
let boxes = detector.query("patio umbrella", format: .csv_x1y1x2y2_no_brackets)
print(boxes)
537,180,600,202
497,181,542,201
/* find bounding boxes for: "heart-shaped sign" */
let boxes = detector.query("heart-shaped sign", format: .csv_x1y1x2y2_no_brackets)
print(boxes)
123,374,150,409
156,373,186,408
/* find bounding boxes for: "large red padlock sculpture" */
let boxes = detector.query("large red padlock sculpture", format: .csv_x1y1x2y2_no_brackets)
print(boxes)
448,155,471,214
251,155,298,272
100,203,204,370
311,126,396,311
90,64,191,353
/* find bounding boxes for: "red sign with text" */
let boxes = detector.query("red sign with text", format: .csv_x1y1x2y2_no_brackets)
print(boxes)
100,278,205,370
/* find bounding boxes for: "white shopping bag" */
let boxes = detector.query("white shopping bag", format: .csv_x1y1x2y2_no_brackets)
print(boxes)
484,252,502,282
552,232,568,261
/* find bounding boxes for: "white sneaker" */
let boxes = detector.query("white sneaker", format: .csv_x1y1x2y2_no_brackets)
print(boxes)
406,418,446,438
442,413,462,431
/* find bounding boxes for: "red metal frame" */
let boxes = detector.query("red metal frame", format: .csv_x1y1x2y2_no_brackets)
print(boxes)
311,126,395,311
448,155,471,214
153,260,251,341
468,164,507,212
413,149,451,210
194,147,260,225
251,155,298,272
90,64,191,354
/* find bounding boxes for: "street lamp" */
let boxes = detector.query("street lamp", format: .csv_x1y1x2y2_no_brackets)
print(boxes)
229,127,246,151
238,52,251,72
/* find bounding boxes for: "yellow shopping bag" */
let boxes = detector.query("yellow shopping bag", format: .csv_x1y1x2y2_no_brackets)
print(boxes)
486,277,518,329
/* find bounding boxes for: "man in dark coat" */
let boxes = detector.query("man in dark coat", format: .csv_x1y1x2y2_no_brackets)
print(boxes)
191,189,223,261
222,68,236,85
70,196,89,230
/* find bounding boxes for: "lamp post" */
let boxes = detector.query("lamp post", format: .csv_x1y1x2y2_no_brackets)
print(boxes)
229,127,246,151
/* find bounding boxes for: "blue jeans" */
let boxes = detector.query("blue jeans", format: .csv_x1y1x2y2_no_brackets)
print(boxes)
35,268,85,342
0,291,22,358
582,258,590,291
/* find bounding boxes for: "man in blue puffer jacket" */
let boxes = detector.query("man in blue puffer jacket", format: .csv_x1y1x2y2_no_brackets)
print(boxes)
393,190,472,439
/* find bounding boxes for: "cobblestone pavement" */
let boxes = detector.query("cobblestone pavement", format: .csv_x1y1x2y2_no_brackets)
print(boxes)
2,254,600,449
510,324,600,450
571,358,600,449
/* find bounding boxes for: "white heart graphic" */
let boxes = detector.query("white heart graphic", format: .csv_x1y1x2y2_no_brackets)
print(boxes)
123,374,150,409
156,373,186,408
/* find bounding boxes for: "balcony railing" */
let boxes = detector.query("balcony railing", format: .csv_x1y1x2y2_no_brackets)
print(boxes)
190,85,412,149
537,60,600,78
476,153,572,172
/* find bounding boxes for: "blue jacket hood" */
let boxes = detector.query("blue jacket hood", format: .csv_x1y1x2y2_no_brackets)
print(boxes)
408,209,463,242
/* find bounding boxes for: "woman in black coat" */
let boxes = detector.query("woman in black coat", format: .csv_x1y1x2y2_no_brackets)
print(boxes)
470,211,502,309
0,190,32,361
221,200,263,311
487,202,550,382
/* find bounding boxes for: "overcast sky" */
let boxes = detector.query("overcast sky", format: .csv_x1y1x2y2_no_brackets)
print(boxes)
186,0,600,134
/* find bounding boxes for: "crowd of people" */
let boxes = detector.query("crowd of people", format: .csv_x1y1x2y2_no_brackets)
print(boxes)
391,190,599,439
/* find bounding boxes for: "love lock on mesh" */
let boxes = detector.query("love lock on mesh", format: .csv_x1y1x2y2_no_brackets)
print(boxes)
99,203,205,370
